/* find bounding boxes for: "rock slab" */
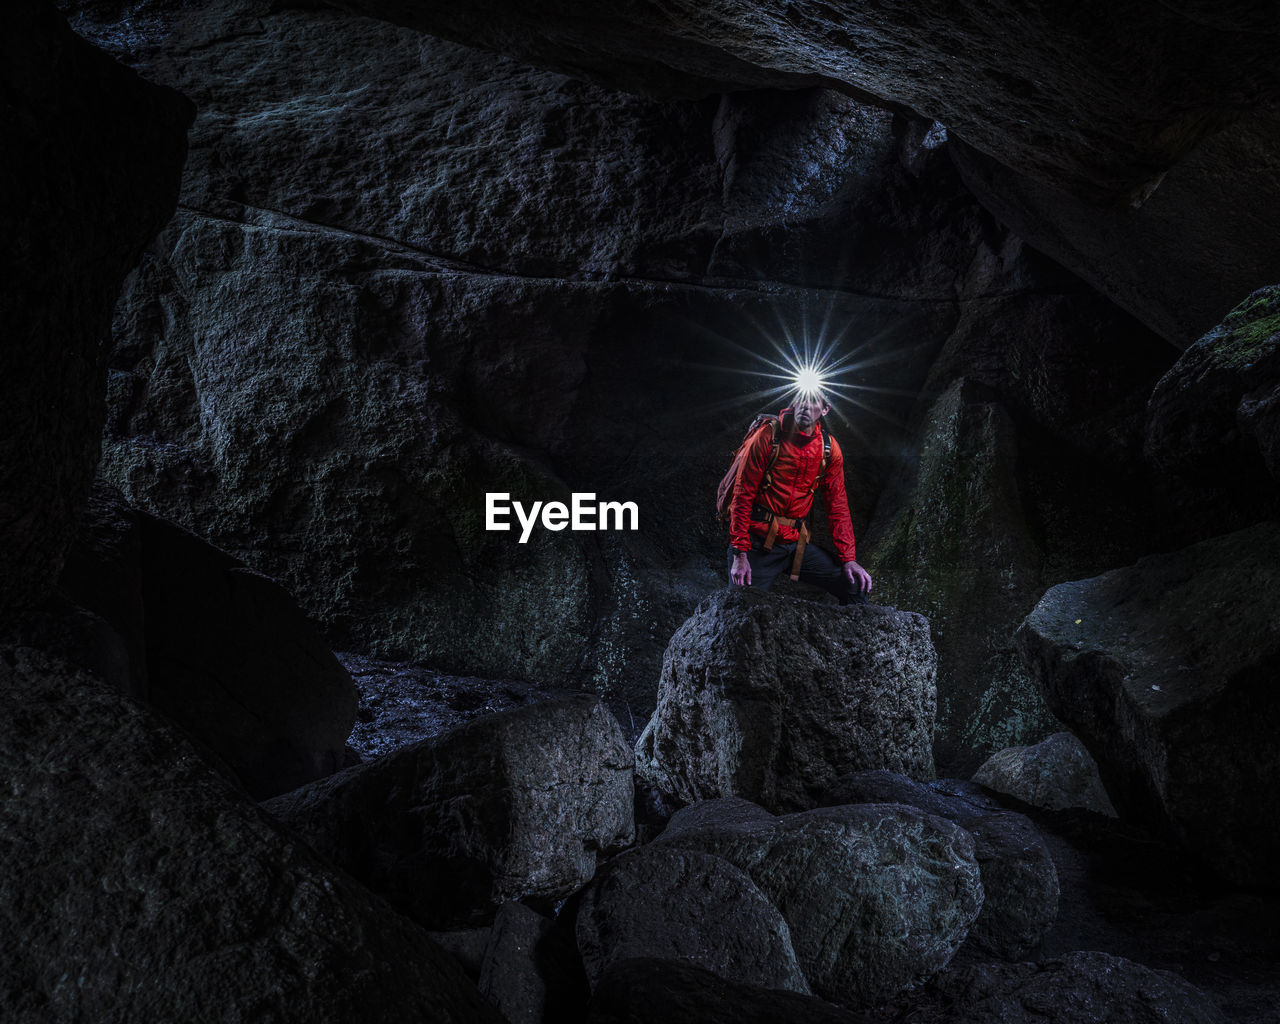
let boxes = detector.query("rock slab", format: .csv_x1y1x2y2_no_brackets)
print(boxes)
15,483,358,800
0,645,500,1024
1016,522,1280,886
655,798,983,1006
266,694,635,928
576,844,809,996
636,587,936,813
864,377,1056,771
478,902,553,1024
923,950,1227,1024
1146,284,1280,484
139,510,358,800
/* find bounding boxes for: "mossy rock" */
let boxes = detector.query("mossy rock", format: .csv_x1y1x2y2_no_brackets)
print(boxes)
1145,284,1280,484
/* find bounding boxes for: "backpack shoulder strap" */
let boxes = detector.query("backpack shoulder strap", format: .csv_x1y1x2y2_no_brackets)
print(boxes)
760,417,782,489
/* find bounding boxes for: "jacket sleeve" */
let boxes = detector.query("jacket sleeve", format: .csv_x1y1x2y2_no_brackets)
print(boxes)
821,437,857,563
728,427,772,552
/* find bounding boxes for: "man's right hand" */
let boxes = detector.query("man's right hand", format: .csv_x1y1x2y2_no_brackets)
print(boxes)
730,551,752,587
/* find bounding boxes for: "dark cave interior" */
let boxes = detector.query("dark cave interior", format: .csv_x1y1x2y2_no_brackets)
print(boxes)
3,0,1280,1021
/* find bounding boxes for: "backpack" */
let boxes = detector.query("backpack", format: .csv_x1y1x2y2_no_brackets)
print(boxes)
715,414,832,522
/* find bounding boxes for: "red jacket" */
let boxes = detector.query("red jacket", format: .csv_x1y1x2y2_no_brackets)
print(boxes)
728,410,857,563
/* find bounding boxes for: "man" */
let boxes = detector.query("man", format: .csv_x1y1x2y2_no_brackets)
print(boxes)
727,394,873,604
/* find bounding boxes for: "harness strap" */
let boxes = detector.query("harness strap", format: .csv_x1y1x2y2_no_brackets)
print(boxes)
762,516,780,551
790,521,810,581
756,505,806,553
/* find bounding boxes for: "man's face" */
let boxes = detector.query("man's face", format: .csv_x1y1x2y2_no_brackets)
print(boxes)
793,396,829,430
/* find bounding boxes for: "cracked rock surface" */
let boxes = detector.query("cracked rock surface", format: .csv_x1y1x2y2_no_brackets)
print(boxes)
82,0,1157,731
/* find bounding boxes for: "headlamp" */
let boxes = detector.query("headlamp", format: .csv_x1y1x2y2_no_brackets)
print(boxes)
793,364,826,402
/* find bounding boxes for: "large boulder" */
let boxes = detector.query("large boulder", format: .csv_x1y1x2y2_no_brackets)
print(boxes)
1015,522,1280,886
265,695,635,928
655,798,983,1006
635,587,936,813
1146,285,1280,485
819,770,1059,961
951,111,1280,350
0,645,501,1023
960,814,1060,960
1,2,189,616
972,732,1117,817
321,0,1279,206
575,844,810,995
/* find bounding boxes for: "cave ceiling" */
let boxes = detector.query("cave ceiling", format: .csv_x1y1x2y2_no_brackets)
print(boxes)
319,0,1280,207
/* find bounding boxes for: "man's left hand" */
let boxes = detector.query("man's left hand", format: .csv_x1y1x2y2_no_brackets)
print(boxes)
844,560,873,595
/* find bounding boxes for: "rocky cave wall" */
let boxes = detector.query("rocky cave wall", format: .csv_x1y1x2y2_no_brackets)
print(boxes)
6,0,1280,1019
54,0,1260,766
36,0,1278,770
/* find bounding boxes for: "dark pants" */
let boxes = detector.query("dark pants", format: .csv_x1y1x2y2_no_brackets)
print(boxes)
729,535,868,605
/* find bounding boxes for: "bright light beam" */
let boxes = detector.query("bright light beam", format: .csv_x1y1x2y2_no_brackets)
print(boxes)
794,365,826,398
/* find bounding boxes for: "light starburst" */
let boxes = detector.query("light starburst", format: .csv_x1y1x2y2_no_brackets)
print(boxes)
666,293,931,456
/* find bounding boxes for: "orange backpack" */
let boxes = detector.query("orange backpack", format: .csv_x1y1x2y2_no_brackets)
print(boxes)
714,415,781,522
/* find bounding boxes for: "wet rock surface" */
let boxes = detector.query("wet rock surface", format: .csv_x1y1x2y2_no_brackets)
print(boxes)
973,731,1117,817
265,695,635,928
340,651,552,760
654,798,983,1006
636,588,935,812
576,844,810,995
0,645,501,1024
1017,522,1280,887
